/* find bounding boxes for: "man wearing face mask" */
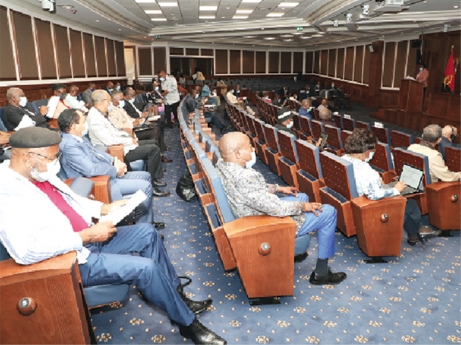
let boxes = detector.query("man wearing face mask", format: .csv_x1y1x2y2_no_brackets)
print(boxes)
103,81,115,95
65,85,88,113
157,71,180,128
0,127,226,345
439,125,459,160
298,99,313,120
216,132,347,285
58,109,165,229
45,84,67,119
81,82,96,107
276,110,297,137
4,87,49,131
87,90,170,197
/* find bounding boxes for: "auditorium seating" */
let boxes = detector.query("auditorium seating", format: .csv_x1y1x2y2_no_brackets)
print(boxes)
264,124,282,176
277,131,299,188
295,140,324,203
180,101,312,303
390,130,413,148
369,142,396,184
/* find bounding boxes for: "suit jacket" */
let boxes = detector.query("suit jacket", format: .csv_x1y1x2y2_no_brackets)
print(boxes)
81,89,93,105
276,124,297,137
87,107,136,154
59,133,117,179
123,101,142,119
102,87,113,95
3,104,48,131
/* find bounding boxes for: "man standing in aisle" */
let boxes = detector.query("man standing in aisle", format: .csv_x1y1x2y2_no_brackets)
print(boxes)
157,71,180,128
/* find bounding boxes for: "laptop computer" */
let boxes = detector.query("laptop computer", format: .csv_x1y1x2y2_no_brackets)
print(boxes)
385,163,424,195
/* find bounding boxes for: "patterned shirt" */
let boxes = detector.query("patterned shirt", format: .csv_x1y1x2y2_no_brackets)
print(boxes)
215,159,305,234
341,155,399,200
161,75,180,105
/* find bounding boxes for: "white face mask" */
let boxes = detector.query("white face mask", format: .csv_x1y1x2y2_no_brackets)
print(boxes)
245,151,257,169
419,67,423,71
365,151,375,163
116,85,121,91
154,86,159,91
108,102,113,113
195,94,199,99
19,96,28,107
30,159,61,182
128,98,135,104
160,77,165,82
82,122,89,136
286,121,294,129
118,100,126,108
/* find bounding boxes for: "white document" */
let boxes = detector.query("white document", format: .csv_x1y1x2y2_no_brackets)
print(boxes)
344,114,351,119
374,122,384,128
148,115,161,121
14,115,36,131
99,190,147,225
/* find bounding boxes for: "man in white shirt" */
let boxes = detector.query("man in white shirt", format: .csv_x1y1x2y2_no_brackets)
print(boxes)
158,70,180,128
46,84,67,119
0,127,225,345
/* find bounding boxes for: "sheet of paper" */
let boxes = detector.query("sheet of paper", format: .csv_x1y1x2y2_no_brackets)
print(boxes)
148,115,161,121
99,190,147,225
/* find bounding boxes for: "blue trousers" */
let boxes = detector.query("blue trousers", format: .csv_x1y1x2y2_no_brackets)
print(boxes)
110,171,153,223
80,223,195,326
280,193,337,259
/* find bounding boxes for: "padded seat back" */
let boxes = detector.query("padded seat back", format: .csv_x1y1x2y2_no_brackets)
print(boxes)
299,116,312,137
324,125,343,151
310,120,324,140
253,118,267,142
295,140,323,179
320,152,359,201
277,131,298,164
372,126,391,145
369,142,394,172
342,117,356,131
333,113,343,129
341,129,353,144
390,130,413,148
444,146,461,172
292,114,301,132
264,124,280,152
356,121,372,130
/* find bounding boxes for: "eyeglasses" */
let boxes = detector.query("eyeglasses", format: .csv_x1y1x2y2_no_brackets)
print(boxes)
28,151,62,162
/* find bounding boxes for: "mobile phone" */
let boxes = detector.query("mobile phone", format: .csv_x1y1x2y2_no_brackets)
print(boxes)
319,132,328,150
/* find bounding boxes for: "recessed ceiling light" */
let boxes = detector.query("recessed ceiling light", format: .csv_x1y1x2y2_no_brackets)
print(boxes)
278,2,298,7
293,32,303,35
264,37,276,40
135,0,156,3
151,18,167,21
233,15,248,19
145,10,162,14
95,19,99,22
280,34,293,37
236,9,253,14
200,6,217,11
243,35,256,38
199,16,215,19
300,36,310,39
60,4,74,9
283,39,294,42
266,12,284,17
241,0,261,3
118,29,122,31
158,2,177,7
311,34,323,37
455,5,459,8
221,16,225,18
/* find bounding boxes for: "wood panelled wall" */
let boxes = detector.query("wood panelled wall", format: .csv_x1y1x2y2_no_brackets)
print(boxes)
0,6,126,82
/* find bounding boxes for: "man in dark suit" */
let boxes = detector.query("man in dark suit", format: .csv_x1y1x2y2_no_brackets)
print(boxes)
4,87,49,131
58,108,165,229
103,81,115,95
81,82,95,106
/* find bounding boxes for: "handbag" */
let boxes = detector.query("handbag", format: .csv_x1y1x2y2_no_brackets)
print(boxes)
176,174,197,202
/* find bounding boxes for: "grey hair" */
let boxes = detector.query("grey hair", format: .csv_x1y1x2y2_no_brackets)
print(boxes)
6,87,21,101
91,90,109,104
422,124,442,143
319,108,332,120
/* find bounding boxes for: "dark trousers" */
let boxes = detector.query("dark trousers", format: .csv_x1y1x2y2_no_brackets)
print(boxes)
165,101,180,127
125,140,163,181
204,112,224,129
136,123,167,152
404,199,421,238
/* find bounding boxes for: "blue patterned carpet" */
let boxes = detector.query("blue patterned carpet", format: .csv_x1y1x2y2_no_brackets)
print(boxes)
90,126,461,345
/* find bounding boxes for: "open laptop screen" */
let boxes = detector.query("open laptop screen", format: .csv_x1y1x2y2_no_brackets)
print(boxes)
400,163,424,190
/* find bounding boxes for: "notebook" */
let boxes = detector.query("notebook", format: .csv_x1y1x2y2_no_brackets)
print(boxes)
385,163,424,195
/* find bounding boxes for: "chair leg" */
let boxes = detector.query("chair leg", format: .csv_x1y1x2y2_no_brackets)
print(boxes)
364,256,388,264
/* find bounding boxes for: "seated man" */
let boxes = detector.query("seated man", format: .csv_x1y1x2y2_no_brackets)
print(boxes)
185,89,231,134
318,108,336,126
276,110,297,137
408,124,461,182
46,84,67,119
0,127,225,345
215,132,347,285
298,99,313,120
103,81,115,95
87,90,170,197
439,125,458,160
4,87,49,131
66,84,88,113
58,108,165,229
116,89,169,158
81,82,95,107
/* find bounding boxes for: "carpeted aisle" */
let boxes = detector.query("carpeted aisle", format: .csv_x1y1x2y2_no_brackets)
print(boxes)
90,126,460,345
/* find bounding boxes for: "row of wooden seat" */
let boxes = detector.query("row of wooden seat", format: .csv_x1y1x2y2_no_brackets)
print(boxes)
178,101,315,303
225,96,461,261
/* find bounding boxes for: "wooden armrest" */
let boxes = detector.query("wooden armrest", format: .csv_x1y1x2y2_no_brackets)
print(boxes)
0,252,77,284
107,145,124,162
64,175,111,203
223,215,296,238
47,118,59,129
351,195,406,209
426,181,461,192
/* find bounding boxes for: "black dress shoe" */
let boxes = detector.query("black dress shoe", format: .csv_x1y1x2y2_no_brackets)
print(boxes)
153,179,167,187
309,269,347,286
153,222,165,230
294,252,308,263
153,187,170,197
161,156,173,163
179,319,227,345
177,286,212,314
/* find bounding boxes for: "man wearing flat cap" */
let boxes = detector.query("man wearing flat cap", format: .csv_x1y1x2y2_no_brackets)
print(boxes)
0,127,226,345
276,109,297,136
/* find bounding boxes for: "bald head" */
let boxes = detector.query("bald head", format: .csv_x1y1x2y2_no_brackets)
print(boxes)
319,108,332,121
218,132,252,165
301,99,311,108
91,90,111,114
442,125,458,142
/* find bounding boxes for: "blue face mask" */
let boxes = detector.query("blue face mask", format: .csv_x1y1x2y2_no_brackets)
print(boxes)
365,151,375,163
108,103,113,113
82,122,89,136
